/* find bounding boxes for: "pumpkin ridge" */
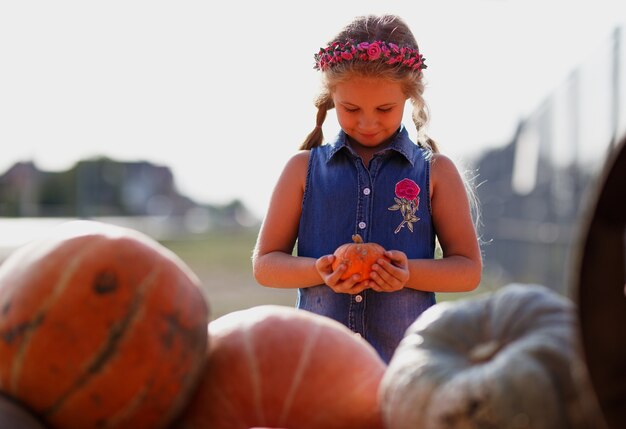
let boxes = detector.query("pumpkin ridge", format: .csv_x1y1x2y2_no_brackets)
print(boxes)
41,263,161,419
154,303,210,428
8,243,97,394
243,326,266,426
278,320,321,425
101,377,153,429
207,379,251,428
0,312,45,351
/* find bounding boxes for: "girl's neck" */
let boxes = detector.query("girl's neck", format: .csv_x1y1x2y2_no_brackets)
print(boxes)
346,129,398,166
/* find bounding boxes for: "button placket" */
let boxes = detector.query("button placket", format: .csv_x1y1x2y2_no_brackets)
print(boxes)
356,162,373,240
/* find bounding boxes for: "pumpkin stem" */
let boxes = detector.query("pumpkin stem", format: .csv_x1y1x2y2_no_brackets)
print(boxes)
468,340,501,363
352,234,364,244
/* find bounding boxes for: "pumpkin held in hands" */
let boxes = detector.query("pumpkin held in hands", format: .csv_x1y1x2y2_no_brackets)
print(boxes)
332,234,389,281
173,305,386,429
379,284,585,429
0,220,210,429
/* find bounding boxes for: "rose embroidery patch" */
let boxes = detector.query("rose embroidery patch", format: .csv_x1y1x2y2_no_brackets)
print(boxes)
388,178,420,233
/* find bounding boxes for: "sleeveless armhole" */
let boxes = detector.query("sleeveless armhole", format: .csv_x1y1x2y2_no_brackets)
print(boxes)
301,148,315,211
425,152,433,216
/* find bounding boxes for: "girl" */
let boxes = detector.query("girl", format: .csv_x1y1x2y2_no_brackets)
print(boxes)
253,14,482,363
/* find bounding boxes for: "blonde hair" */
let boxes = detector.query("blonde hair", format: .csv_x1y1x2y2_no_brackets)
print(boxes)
300,14,438,152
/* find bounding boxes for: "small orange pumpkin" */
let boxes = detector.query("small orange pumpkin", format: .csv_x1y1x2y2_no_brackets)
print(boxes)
0,220,209,429
332,234,389,281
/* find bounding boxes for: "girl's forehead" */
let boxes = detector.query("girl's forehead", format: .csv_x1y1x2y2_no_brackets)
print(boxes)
333,77,405,100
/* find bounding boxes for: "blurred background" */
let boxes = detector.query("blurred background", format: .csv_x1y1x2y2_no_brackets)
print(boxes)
1,0,625,318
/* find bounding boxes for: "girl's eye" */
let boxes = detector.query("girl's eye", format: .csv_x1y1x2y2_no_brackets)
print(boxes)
345,107,359,113
378,107,393,113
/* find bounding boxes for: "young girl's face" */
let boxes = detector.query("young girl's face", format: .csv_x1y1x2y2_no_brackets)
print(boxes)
332,77,407,147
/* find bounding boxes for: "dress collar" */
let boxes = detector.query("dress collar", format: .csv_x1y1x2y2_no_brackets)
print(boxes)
325,125,420,166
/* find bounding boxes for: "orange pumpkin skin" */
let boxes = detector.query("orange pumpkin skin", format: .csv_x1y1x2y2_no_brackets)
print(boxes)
0,220,209,429
332,234,389,281
173,305,386,429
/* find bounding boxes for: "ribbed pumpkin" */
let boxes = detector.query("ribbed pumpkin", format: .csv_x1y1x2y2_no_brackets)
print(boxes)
0,220,210,429
379,284,585,429
332,234,389,281
173,305,386,429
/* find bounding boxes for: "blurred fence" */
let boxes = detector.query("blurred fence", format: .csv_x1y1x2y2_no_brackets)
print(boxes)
476,25,625,295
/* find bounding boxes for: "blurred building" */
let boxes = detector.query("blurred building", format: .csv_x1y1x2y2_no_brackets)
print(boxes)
0,158,195,217
474,26,625,294
0,157,259,238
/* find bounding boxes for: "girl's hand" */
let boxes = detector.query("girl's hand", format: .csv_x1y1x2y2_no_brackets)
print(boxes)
368,250,409,292
315,254,369,295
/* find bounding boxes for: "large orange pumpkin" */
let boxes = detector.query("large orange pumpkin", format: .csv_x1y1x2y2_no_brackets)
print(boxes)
173,305,386,429
0,220,209,429
332,234,389,281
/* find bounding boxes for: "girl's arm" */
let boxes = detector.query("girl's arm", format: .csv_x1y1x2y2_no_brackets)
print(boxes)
253,151,369,294
369,153,482,293
252,151,321,288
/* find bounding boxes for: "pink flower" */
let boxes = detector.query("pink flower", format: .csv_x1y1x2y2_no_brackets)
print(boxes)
367,42,382,60
395,178,420,201
314,40,426,72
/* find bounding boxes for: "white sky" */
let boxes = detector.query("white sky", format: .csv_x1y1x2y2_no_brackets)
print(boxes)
1,0,625,218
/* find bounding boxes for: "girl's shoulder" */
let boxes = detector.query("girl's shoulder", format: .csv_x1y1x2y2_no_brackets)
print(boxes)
429,152,457,171
285,149,310,170
279,150,310,183
429,152,468,196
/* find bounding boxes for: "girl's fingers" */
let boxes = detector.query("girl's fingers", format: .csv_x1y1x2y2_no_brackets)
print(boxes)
371,262,405,291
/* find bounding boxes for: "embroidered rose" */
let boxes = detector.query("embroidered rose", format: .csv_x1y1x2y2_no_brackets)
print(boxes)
395,178,420,200
388,178,420,234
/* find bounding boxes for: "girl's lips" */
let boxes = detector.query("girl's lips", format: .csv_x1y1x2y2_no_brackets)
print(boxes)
359,132,379,138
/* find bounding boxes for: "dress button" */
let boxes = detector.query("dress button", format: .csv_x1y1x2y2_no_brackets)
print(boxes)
358,222,366,229
363,187,371,195
355,294,363,303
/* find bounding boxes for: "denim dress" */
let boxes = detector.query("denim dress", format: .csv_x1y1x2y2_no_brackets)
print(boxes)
296,126,436,363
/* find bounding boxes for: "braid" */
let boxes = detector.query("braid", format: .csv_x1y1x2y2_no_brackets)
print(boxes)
410,95,439,153
300,92,334,150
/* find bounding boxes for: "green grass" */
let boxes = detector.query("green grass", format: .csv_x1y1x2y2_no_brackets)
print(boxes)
160,227,296,320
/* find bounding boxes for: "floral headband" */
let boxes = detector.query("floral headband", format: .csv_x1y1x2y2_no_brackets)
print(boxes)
314,40,427,72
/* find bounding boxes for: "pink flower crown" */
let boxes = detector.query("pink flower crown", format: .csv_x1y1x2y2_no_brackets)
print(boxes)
314,40,427,72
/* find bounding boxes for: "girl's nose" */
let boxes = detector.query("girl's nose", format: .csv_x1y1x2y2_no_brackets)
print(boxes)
358,113,377,128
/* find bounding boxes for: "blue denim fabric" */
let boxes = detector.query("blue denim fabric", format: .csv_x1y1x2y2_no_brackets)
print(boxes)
296,126,436,363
